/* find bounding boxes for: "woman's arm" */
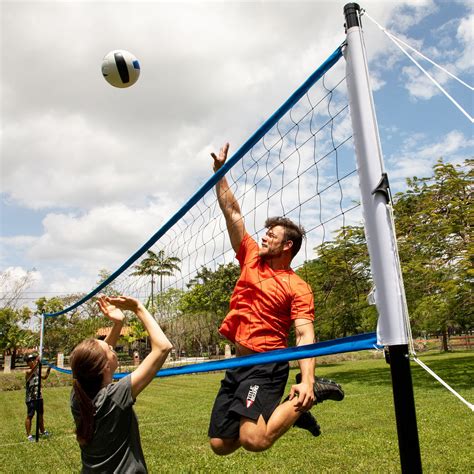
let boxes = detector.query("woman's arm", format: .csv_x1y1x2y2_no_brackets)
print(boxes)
104,296,173,399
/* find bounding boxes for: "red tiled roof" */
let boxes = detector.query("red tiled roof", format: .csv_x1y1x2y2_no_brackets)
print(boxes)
96,326,133,337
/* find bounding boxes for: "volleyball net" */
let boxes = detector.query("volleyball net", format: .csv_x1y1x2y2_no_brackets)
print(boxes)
42,43,386,376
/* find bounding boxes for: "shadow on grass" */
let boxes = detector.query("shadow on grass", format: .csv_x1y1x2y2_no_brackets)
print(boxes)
308,355,473,392
411,355,473,391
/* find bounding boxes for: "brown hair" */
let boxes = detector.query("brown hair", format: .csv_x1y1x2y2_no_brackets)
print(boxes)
70,339,108,446
265,216,306,258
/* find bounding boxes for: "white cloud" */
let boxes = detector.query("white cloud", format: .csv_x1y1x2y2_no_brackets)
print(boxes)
401,65,440,100
0,266,42,309
28,202,174,266
417,130,468,158
369,71,387,91
457,14,474,44
0,266,40,287
364,1,472,105
386,130,472,187
1,1,349,214
1,1,472,299
389,0,438,32
1,112,216,211
456,14,474,72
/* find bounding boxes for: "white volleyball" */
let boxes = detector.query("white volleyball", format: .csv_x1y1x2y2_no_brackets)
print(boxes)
101,50,140,88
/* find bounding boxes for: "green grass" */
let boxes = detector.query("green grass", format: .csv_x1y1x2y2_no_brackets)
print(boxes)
0,352,473,473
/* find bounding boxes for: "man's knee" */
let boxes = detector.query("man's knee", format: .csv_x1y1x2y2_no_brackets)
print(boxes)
209,437,239,456
239,432,272,452
238,416,274,452
239,422,273,452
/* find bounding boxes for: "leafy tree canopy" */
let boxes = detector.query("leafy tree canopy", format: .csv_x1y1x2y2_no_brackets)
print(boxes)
393,159,472,345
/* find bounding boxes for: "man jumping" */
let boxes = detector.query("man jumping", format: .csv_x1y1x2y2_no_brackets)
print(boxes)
208,143,344,455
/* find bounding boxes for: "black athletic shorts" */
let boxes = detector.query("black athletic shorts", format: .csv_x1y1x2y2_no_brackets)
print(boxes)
26,399,43,418
208,362,289,439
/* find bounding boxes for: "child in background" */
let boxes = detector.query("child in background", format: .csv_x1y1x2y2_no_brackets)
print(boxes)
25,353,51,441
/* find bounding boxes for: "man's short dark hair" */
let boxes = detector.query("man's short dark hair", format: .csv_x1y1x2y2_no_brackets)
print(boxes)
265,216,306,258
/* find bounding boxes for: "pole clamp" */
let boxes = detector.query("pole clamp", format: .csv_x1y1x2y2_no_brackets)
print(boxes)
372,172,391,204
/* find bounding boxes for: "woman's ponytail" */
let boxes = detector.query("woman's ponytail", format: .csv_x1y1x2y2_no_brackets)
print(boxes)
70,339,108,446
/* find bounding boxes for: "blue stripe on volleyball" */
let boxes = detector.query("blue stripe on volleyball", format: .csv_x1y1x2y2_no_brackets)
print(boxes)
133,60,140,70
44,332,379,378
44,44,344,318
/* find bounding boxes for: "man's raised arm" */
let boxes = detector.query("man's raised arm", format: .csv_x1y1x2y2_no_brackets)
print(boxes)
211,143,245,253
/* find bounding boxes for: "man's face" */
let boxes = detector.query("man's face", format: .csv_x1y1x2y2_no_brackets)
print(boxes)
259,225,290,259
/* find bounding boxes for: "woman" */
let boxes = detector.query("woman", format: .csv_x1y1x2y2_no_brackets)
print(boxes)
70,295,172,473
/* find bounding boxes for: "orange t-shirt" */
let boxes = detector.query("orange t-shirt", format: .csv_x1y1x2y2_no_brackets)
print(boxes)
219,233,315,352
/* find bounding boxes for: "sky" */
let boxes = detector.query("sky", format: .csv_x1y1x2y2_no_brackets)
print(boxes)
1,0,473,307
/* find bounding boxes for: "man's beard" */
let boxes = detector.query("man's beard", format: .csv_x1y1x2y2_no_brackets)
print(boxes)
258,247,283,259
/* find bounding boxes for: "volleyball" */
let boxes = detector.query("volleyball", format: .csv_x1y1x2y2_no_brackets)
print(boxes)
101,50,140,88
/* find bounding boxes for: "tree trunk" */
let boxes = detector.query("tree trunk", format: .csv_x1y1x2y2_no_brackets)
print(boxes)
150,275,155,317
11,348,17,369
442,328,449,352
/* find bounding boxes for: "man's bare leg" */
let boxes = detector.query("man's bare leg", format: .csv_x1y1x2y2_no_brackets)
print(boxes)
25,416,32,436
239,397,302,452
209,437,241,455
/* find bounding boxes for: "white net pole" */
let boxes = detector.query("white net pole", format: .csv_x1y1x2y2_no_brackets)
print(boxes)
344,7,409,347
343,4,422,472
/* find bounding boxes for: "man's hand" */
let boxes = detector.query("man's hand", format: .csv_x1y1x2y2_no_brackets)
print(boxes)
211,143,229,172
289,380,315,412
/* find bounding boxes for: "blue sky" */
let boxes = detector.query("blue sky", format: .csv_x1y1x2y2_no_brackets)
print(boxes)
1,0,472,303
370,2,473,186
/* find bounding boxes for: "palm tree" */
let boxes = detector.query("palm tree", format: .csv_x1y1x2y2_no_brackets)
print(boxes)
131,250,181,316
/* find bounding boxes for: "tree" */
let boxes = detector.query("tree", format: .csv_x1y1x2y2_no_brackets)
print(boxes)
131,250,181,316
0,268,36,310
297,159,472,350
180,263,240,317
154,288,184,321
0,307,35,369
120,315,149,357
35,294,104,356
298,226,376,341
393,159,472,349
95,268,120,297
170,263,240,356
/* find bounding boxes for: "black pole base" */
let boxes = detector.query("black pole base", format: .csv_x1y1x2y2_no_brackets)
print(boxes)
388,344,422,473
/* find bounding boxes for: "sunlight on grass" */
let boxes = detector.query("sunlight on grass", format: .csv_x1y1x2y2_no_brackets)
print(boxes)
0,352,472,473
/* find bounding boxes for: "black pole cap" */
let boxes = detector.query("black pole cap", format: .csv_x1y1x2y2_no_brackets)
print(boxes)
344,3,361,29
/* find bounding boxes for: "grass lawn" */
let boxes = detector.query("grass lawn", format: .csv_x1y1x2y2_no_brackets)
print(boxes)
0,351,472,473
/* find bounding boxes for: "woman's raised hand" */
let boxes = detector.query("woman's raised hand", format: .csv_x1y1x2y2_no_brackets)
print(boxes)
97,295,126,323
